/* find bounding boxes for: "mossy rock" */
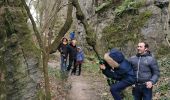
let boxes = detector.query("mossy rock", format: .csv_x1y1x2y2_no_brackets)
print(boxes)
102,10,152,49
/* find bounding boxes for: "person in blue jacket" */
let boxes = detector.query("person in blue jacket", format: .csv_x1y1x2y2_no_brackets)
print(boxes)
75,47,84,76
128,42,160,100
99,48,135,100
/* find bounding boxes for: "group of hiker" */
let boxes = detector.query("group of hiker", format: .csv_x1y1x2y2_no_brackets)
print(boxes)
56,31,159,100
57,33,84,76
100,42,160,100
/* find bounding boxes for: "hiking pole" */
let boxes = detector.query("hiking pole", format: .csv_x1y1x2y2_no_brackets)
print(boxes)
92,46,114,85
91,45,104,64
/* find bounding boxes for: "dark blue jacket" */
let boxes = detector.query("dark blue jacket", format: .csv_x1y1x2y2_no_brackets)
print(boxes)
76,50,84,61
102,59,135,84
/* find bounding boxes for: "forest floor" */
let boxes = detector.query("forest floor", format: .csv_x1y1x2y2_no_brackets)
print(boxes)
48,52,112,100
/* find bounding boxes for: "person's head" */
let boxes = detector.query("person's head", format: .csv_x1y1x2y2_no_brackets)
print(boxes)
62,37,68,42
104,48,124,69
62,37,68,45
77,47,81,52
137,42,149,55
71,39,77,46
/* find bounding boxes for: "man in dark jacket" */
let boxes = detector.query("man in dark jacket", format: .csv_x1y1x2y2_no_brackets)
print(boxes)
128,42,160,100
100,48,135,100
57,37,69,72
67,39,77,75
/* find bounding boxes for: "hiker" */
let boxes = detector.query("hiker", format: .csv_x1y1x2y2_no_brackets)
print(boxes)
99,48,135,100
128,42,160,100
57,37,69,72
75,46,84,76
67,39,77,75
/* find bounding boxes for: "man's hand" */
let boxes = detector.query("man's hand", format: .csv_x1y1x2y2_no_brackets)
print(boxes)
146,81,153,88
100,64,106,70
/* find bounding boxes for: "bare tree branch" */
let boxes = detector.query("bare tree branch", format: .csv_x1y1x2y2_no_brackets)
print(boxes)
50,0,73,53
21,0,43,49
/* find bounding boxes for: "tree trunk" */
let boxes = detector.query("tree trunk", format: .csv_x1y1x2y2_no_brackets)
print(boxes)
72,0,100,57
0,0,42,99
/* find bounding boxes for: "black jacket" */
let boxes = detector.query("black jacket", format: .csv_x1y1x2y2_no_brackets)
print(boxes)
67,44,77,60
57,43,69,58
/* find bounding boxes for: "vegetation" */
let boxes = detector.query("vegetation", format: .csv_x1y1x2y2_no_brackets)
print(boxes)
115,0,146,16
154,55,170,99
157,44,170,58
102,10,152,49
95,0,113,13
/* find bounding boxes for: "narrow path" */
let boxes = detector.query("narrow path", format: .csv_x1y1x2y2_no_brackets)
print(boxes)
66,75,100,100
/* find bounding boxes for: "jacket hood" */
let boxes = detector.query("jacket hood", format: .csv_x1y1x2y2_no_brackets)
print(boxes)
77,47,83,52
136,51,152,57
109,48,125,64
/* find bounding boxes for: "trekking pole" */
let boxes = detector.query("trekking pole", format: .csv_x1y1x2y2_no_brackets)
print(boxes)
91,45,104,65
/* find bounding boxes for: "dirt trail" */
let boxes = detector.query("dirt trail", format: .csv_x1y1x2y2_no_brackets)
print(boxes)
48,52,111,100
66,75,100,100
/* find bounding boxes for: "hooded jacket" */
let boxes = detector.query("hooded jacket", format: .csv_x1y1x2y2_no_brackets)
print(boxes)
76,47,84,61
102,49,135,84
128,52,160,84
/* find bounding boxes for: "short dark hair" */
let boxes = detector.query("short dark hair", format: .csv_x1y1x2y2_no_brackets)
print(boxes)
144,42,149,48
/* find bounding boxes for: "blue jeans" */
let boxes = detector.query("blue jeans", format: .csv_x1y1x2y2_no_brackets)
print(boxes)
110,80,132,100
132,84,152,100
60,55,67,72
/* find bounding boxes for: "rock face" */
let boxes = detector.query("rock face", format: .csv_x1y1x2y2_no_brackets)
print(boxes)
140,0,170,53
70,0,170,55
0,0,42,99
72,0,115,54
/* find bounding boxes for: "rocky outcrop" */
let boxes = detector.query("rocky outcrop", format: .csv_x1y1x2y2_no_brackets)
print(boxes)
0,0,42,99
73,0,170,55
140,0,170,52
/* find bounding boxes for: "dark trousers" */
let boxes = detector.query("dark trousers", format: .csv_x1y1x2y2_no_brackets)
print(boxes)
132,84,152,100
110,80,132,100
76,63,82,75
67,58,76,72
60,55,67,72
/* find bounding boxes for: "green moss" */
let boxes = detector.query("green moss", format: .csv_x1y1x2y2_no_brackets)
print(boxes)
95,0,112,13
0,81,6,99
36,88,46,100
115,0,146,16
21,34,41,58
102,10,152,49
